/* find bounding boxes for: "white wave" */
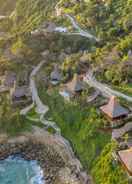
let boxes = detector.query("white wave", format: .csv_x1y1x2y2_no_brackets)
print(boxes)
0,156,45,184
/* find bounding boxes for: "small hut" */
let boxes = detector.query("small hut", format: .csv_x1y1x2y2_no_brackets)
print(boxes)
59,74,84,100
100,96,129,121
66,74,84,94
50,64,62,85
118,148,132,176
10,82,31,106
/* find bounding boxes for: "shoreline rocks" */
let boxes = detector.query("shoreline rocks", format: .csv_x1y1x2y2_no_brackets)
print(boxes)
0,141,65,184
0,127,92,184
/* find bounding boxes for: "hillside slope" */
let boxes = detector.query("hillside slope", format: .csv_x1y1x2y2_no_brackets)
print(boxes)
0,1,132,184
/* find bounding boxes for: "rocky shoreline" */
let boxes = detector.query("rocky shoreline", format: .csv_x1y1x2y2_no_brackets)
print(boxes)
0,127,91,184
0,141,65,184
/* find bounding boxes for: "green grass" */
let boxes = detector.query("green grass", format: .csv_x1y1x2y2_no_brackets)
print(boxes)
38,87,128,183
92,142,129,184
113,84,132,97
0,113,32,136
27,107,40,119
39,88,110,170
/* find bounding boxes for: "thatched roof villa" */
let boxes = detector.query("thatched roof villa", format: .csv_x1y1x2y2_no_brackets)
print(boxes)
100,96,129,128
118,148,132,176
50,64,62,85
10,81,31,106
100,96,129,120
66,74,84,94
59,74,84,100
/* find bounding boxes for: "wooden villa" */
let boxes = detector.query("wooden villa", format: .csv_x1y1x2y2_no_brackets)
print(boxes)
50,64,62,85
66,74,84,94
118,148,132,176
100,96,129,127
59,74,84,100
100,96,129,120
10,81,31,106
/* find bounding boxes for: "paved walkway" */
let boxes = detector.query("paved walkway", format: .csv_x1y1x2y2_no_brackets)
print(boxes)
64,14,99,42
84,71,132,103
20,60,90,183
112,122,132,139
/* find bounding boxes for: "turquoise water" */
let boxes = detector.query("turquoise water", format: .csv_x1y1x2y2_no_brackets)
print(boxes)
0,156,45,184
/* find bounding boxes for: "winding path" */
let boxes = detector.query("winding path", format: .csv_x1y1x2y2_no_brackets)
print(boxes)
20,60,60,134
64,14,99,42
54,5,132,103
84,71,132,103
112,122,132,139
20,60,90,183
60,17,132,102
19,4,131,183
55,0,99,42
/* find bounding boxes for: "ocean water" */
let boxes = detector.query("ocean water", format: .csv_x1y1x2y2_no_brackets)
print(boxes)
0,156,45,184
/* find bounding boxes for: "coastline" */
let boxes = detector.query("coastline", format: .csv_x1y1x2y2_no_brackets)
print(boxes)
0,126,92,184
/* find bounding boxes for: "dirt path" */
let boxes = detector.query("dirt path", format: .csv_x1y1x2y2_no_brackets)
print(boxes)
54,8,132,103
112,122,132,139
20,60,91,184
84,71,132,103
64,14,99,42
20,60,60,133
55,0,99,41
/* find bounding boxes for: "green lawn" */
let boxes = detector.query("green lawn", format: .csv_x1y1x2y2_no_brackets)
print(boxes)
39,88,110,170
113,84,132,97
38,87,129,183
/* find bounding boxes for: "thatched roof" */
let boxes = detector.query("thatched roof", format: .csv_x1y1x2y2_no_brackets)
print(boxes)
11,85,31,99
50,65,62,81
66,74,84,93
100,96,128,119
118,148,132,175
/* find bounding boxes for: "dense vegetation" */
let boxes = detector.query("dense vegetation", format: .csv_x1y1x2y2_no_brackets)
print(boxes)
0,96,31,136
0,0,131,183
57,0,132,89
92,142,129,184
39,88,110,169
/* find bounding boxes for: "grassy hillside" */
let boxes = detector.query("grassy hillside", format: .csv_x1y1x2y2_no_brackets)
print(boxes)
10,0,58,34
0,0,131,183
56,0,132,92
